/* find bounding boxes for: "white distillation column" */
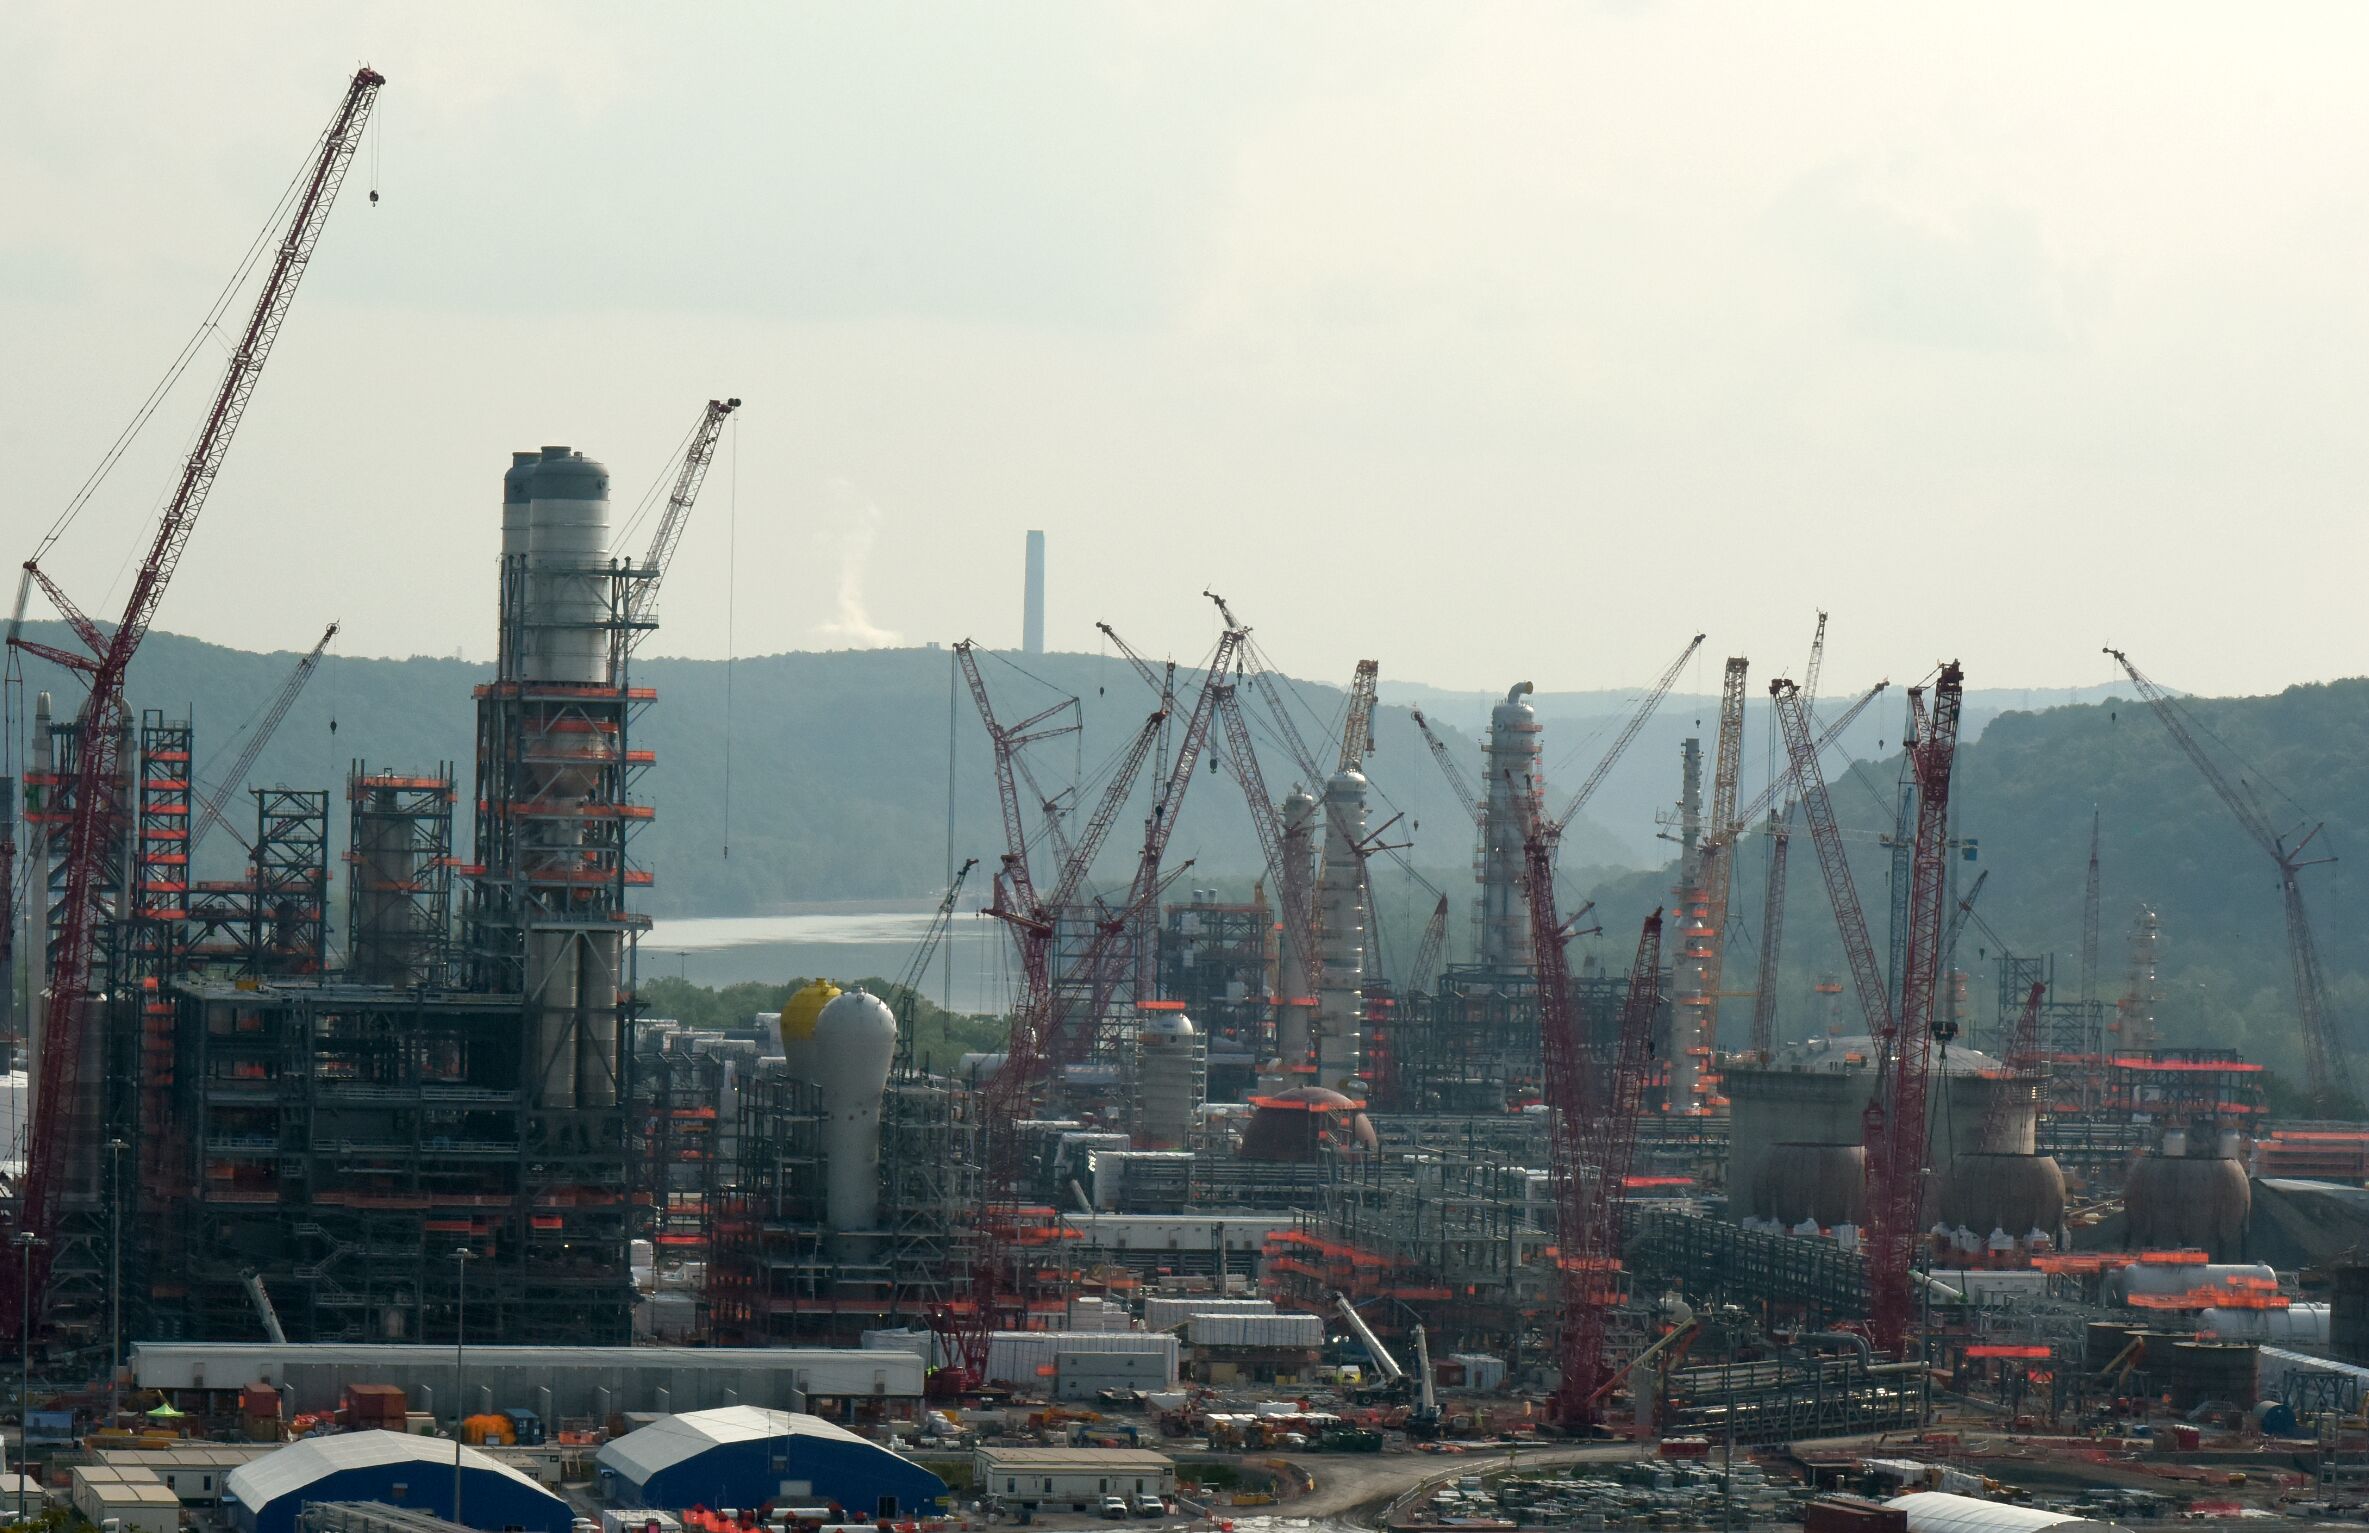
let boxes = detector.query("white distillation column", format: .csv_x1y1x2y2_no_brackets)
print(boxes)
1273,785,1319,1076
1313,769,1369,1090
1478,683,1540,969
517,445,620,1110
810,987,897,1255
1669,738,1708,1114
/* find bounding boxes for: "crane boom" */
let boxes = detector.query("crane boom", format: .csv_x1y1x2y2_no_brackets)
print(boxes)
1555,633,1705,833
11,66,382,1333
187,622,338,856
2104,648,2355,1111
1770,679,1892,1043
1746,806,1791,1059
1693,658,1749,1053
1408,894,1450,994
1214,686,1320,1000
1410,711,1481,823
890,858,974,1072
624,396,739,633
1337,660,1379,775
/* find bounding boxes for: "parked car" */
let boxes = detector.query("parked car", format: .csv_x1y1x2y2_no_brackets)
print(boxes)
1100,1498,1131,1520
1131,1494,1165,1519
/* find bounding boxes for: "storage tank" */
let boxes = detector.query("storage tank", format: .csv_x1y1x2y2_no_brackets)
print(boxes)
1751,1144,1867,1227
1934,1152,2066,1241
2124,1143,2251,1259
778,978,841,1083
1134,1012,1205,1150
810,987,897,1235
2199,1304,2329,1346
2107,1260,2275,1304
1239,1086,1378,1161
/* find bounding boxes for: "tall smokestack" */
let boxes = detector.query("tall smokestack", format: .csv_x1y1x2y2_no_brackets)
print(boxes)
1023,530,1045,655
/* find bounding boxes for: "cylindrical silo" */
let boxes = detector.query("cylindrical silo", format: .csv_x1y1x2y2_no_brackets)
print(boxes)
497,451,537,664
1134,1012,1205,1149
779,979,841,1084
1313,770,1369,1088
1477,684,1539,970
811,988,897,1235
1275,785,1318,1070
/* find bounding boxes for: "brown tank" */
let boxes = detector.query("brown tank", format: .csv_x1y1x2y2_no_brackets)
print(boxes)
2125,1151,2251,1260
1934,1151,2066,1238
1239,1086,1379,1161
1750,1143,1867,1226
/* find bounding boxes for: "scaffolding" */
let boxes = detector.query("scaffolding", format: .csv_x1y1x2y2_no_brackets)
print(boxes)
1662,1352,1922,1443
160,979,631,1345
1390,963,1656,1114
709,1066,977,1347
346,764,456,987
1156,895,1272,1060
1626,1207,1869,1330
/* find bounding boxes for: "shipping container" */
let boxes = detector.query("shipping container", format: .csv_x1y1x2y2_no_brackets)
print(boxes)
1805,1495,1907,1533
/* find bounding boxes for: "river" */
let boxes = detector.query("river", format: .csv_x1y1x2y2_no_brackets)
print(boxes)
643,904,1019,1014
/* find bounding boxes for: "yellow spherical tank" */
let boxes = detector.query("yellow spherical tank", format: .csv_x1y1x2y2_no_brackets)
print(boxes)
780,978,841,1080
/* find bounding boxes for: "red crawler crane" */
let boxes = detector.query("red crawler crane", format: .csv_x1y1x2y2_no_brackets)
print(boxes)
942,631,1240,1392
1524,793,1663,1431
6,67,382,1334
1771,662,1963,1357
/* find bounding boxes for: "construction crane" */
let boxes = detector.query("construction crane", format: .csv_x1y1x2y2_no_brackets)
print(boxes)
890,858,975,1073
1691,658,1749,1056
1977,981,2048,1152
1747,615,1828,1058
1526,834,1663,1434
1773,663,1965,1356
945,630,1240,1391
1409,710,1481,824
6,66,383,1333
1553,634,1705,834
2105,647,2356,1112
2079,810,2100,1014
186,622,338,857
1407,894,1450,994
622,396,740,636
1337,660,1379,775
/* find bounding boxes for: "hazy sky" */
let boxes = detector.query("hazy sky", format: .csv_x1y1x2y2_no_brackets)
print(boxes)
6,4,2365,700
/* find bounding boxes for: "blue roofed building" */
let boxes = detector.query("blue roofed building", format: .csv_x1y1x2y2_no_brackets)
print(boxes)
597,1407,946,1520
226,1432,571,1533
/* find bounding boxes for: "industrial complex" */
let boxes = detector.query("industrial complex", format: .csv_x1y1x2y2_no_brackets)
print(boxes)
14,58,2369,1533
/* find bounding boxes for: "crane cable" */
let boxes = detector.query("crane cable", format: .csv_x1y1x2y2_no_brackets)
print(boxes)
721,413,738,860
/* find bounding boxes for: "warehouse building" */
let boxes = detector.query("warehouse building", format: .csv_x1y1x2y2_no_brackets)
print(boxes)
227,1433,572,1533
597,1407,947,1521
70,1466,182,1533
134,1343,923,1423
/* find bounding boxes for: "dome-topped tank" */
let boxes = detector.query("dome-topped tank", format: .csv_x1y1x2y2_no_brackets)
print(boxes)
1240,1086,1378,1162
811,988,898,1234
1135,1011,1205,1150
1935,1152,2066,1240
2127,1149,2252,1259
1749,1143,1866,1227
779,978,841,1081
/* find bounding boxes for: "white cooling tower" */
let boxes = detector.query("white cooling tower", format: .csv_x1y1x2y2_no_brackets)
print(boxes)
811,988,898,1233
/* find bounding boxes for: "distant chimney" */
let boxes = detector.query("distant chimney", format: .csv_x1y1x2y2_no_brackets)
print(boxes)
1023,530,1046,655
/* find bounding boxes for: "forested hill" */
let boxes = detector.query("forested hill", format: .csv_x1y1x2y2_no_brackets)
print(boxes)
10,625,1646,917
20,623,2368,1086
1561,676,2369,1090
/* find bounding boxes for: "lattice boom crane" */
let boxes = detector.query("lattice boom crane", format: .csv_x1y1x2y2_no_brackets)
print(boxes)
7,66,382,1334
